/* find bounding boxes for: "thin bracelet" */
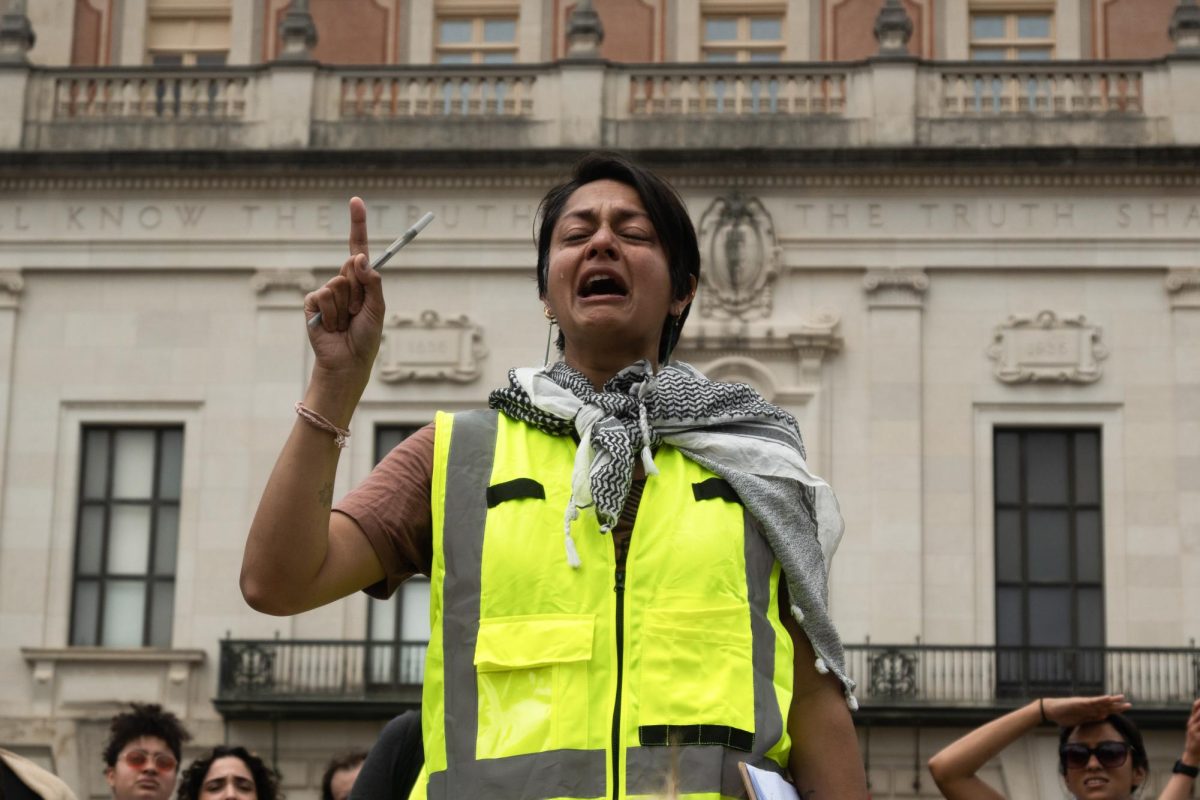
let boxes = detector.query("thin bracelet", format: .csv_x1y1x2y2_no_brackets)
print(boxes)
295,402,351,448
1039,697,1049,725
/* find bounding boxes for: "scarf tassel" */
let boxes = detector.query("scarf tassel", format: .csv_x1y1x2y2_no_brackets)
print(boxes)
563,498,582,569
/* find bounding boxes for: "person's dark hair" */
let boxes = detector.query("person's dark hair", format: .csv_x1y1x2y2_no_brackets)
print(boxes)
178,745,281,800
535,152,701,364
102,703,191,770
1058,713,1149,785
320,750,367,800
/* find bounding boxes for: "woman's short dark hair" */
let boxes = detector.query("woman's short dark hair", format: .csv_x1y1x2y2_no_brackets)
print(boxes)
535,152,701,363
178,745,282,800
102,703,191,769
1058,713,1149,779
320,750,367,800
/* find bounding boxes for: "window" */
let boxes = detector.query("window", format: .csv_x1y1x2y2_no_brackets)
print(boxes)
71,427,183,648
435,16,517,64
145,0,231,66
367,425,430,686
702,13,784,62
994,429,1103,695
970,8,1053,60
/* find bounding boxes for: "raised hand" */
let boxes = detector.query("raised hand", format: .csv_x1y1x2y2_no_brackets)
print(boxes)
303,197,386,388
1043,694,1132,728
1183,698,1200,765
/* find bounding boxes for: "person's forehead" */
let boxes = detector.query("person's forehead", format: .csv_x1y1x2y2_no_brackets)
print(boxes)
206,756,254,779
121,736,172,755
561,180,648,218
1068,721,1123,744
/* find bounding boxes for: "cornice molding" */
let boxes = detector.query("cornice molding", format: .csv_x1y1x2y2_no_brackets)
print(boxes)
3,172,1200,192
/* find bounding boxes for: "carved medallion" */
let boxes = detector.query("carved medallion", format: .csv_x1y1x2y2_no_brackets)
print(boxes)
696,193,780,319
987,311,1107,384
378,310,487,384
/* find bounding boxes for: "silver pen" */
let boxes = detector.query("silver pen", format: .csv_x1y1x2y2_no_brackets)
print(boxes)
307,211,435,329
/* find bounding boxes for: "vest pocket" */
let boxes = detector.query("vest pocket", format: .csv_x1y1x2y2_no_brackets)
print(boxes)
637,605,755,739
474,613,594,760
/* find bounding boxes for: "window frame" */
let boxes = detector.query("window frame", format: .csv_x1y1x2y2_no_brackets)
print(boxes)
701,13,785,63
992,427,1105,695
968,5,1056,61
434,14,519,65
69,425,184,648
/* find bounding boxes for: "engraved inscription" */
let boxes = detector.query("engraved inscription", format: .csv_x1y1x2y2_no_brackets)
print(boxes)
378,310,488,384
987,311,1107,384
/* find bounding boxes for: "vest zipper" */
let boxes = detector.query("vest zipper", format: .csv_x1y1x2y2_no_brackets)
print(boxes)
611,565,626,800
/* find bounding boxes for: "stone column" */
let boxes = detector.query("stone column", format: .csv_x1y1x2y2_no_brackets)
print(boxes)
863,268,927,641
1166,269,1200,632
0,272,23,529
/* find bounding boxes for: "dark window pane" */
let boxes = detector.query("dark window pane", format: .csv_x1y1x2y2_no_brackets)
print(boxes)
994,431,1020,504
1017,14,1051,38
194,52,227,67
1074,431,1100,504
1078,588,1104,646
1028,587,1071,646
154,506,179,576
375,426,417,465
1075,510,1102,583
749,17,781,41
996,587,1023,645
971,48,1007,61
439,19,471,44
77,505,105,574
705,18,738,41
158,429,183,500
149,582,174,647
1026,432,1069,504
483,19,515,43
71,580,99,645
995,509,1022,582
971,15,1005,39
102,580,146,646
1027,510,1069,582
83,429,109,500
151,53,184,66
436,53,471,64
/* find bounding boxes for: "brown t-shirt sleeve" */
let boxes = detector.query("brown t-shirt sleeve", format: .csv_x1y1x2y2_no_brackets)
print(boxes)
333,422,435,599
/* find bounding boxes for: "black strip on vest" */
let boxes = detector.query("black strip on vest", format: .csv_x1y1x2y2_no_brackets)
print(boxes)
638,724,755,753
486,478,545,508
691,477,739,504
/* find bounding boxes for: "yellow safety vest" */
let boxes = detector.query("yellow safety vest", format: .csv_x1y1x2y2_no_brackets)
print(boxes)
415,410,795,800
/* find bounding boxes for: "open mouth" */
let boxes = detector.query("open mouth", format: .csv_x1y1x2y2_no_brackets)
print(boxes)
577,270,628,299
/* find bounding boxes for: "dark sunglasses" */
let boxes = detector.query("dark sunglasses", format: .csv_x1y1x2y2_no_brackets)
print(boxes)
1060,741,1131,770
122,749,178,773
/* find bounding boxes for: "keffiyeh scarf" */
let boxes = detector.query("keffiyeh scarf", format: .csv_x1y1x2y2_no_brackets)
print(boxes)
488,359,857,707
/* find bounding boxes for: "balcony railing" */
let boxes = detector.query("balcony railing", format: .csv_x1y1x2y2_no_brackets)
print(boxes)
216,638,426,719
847,643,1200,725
10,55,1196,152
216,639,1198,725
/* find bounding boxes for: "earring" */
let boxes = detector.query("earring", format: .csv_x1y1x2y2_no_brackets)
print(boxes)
543,310,557,366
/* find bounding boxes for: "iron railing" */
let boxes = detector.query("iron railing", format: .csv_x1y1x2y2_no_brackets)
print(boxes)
216,639,1198,723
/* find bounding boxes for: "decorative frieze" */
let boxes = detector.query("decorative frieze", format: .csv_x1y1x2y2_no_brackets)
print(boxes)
0,270,22,310
696,193,780,319
378,310,487,384
987,311,1108,384
863,268,928,308
1166,268,1200,308
252,269,318,309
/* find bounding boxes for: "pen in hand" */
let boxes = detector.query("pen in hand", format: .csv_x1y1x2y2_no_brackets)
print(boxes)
307,211,435,329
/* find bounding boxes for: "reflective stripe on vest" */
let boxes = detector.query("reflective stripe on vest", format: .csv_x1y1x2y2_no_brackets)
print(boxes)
424,409,794,800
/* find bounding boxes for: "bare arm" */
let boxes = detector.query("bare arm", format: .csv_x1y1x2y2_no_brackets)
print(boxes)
241,198,388,615
926,695,1132,800
1156,699,1200,800
785,615,868,799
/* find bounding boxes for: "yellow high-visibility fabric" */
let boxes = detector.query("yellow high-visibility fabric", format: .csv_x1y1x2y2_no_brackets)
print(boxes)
423,410,794,799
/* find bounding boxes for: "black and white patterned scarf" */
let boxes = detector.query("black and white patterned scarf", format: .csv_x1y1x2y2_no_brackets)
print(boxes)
488,359,858,707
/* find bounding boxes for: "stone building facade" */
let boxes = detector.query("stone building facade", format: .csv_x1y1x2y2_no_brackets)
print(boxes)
0,0,1199,798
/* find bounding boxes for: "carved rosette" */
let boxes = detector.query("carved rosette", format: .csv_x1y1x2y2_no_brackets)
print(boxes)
987,310,1108,384
378,310,487,384
696,193,780,319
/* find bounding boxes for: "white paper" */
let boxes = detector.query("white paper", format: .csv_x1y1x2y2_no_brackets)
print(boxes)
743,763,801,800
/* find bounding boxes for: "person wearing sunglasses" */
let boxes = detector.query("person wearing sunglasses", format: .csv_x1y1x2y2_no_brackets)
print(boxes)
176,746,280,800
928,694,1200,800
101,703,191,800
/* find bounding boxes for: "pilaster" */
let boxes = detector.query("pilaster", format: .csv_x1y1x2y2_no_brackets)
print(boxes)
1166,269,1200,635
863,268,926,641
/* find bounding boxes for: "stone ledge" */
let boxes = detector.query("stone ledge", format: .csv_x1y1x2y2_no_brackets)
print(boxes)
21,647,206,664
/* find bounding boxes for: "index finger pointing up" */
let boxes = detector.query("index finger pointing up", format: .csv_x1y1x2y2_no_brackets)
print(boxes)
348,196,369,259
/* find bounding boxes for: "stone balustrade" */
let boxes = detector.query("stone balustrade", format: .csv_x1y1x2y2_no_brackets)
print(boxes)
3,55,1198,152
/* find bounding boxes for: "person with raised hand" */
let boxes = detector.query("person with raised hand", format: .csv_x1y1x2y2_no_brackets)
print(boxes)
242,154,865,799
